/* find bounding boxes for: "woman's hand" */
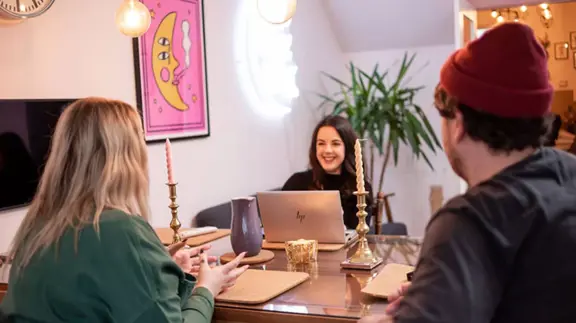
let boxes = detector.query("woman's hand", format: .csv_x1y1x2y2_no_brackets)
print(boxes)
385,282,411,315
196,252,249,297
167,241,218,274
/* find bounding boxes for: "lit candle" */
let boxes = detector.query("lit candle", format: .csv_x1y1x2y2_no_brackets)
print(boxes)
354,139,366,193
165,139,174,184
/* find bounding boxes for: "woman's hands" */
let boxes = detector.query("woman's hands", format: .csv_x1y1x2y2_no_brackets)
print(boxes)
167,241,218,274
196,252,249,297
357,282,411,323
385,282,411,315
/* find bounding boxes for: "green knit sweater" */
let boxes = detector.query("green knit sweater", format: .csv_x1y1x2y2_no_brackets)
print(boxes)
0,210,214,323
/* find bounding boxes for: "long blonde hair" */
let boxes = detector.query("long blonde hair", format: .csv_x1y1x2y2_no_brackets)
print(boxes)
9,97,150,271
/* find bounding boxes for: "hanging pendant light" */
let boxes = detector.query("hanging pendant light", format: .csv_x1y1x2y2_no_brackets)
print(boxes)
115,0,152,37
257,0,297,25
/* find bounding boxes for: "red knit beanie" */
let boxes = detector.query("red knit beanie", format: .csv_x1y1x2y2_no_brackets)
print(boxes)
440,22,553,118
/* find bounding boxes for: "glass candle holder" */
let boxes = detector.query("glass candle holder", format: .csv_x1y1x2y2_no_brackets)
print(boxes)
285,239,318,264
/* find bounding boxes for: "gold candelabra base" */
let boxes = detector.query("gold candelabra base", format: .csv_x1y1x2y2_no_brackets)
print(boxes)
167,183,182,244
340,191,383,270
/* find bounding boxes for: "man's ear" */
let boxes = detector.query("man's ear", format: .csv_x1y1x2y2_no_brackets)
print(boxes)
453,109,466,143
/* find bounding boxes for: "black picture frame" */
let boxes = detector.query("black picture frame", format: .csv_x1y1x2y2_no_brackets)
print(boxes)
132,0,210,143
570,31,576,50
554,42,569,60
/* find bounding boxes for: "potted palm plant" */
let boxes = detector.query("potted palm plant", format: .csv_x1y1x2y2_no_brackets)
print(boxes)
318,52,442,231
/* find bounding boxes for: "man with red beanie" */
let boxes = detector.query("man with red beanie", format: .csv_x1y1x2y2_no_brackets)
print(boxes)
360,22,576,323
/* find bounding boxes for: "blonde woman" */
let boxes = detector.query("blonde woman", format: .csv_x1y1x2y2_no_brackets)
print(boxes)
0,98,247,323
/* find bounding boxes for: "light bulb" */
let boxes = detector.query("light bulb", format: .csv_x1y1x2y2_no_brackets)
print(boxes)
520,5,527,12
540,3,549,9
115,0,151,37
496,15,504,23
564,43,569,48
257,0,297,24
491,10,498,18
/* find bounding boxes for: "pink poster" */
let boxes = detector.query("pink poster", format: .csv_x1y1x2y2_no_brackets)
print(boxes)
134,0,209,142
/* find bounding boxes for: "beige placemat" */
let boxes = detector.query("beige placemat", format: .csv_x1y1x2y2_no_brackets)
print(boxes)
262,239,345,251
220,250,275,265
216,269,309,304
361,263,415,299
155,228,231,246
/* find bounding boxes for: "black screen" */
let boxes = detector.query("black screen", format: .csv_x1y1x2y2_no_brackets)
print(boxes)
0,99,76,211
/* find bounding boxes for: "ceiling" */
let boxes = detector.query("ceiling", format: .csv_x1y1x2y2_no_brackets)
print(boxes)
467,0,571,9
322,0,574,53
323,0,456,53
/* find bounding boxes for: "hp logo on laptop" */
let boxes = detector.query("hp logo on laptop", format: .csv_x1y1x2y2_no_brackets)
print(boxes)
296,210,306,223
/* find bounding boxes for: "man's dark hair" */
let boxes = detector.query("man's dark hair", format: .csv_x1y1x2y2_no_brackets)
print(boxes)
434,85,554,152
544,114,562,147
0,309,11,323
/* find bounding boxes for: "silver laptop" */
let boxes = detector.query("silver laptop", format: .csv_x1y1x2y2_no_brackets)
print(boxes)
257,191,357,244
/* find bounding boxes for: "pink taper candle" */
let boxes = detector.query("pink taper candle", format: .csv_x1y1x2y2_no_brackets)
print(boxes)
165,139,175,184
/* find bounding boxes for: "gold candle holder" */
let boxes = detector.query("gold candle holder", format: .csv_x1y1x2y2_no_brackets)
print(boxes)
341,191,383,270
167,183,181,244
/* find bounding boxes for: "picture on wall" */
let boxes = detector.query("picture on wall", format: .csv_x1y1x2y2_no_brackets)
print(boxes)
574,52,576,69
570,31,576,50
133,0,209,142
554,42,569,60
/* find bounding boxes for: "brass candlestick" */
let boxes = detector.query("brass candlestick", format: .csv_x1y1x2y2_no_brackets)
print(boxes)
167,183,181,244
341,191,383,270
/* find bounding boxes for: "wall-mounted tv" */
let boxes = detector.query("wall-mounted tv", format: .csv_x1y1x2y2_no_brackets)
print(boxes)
0,99,77,212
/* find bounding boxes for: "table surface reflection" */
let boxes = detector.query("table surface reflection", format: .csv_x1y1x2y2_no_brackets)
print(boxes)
214,235,421,323
0,236,422,322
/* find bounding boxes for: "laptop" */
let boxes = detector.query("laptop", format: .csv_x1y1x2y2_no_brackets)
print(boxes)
256,191,357,244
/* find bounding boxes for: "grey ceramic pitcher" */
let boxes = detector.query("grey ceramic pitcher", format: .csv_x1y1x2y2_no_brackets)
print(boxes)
230,196,262,257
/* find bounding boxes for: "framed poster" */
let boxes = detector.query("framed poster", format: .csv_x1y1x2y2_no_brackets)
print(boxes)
554,42,569,60
133,0,209,142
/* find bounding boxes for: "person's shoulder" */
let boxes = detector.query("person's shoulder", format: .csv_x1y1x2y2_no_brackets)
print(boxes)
289,170,313,180
428,177,539,241
94,209,157,247
98,209,149,230
282,170,313,190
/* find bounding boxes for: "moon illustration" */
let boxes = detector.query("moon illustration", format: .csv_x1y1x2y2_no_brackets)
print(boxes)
152,12,189,111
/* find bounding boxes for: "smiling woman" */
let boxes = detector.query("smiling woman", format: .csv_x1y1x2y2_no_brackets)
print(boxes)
282,115,374,229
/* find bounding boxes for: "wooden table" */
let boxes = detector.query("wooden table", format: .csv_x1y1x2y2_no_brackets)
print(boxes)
0,255,7,303
0,236,421,322
0,283,6,303
214,235,421,323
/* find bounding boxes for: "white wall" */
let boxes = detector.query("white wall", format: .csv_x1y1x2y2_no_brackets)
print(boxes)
0,0,346,252
346,45,462,237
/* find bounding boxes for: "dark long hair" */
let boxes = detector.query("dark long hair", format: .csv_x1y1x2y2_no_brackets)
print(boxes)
308,116,373,206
